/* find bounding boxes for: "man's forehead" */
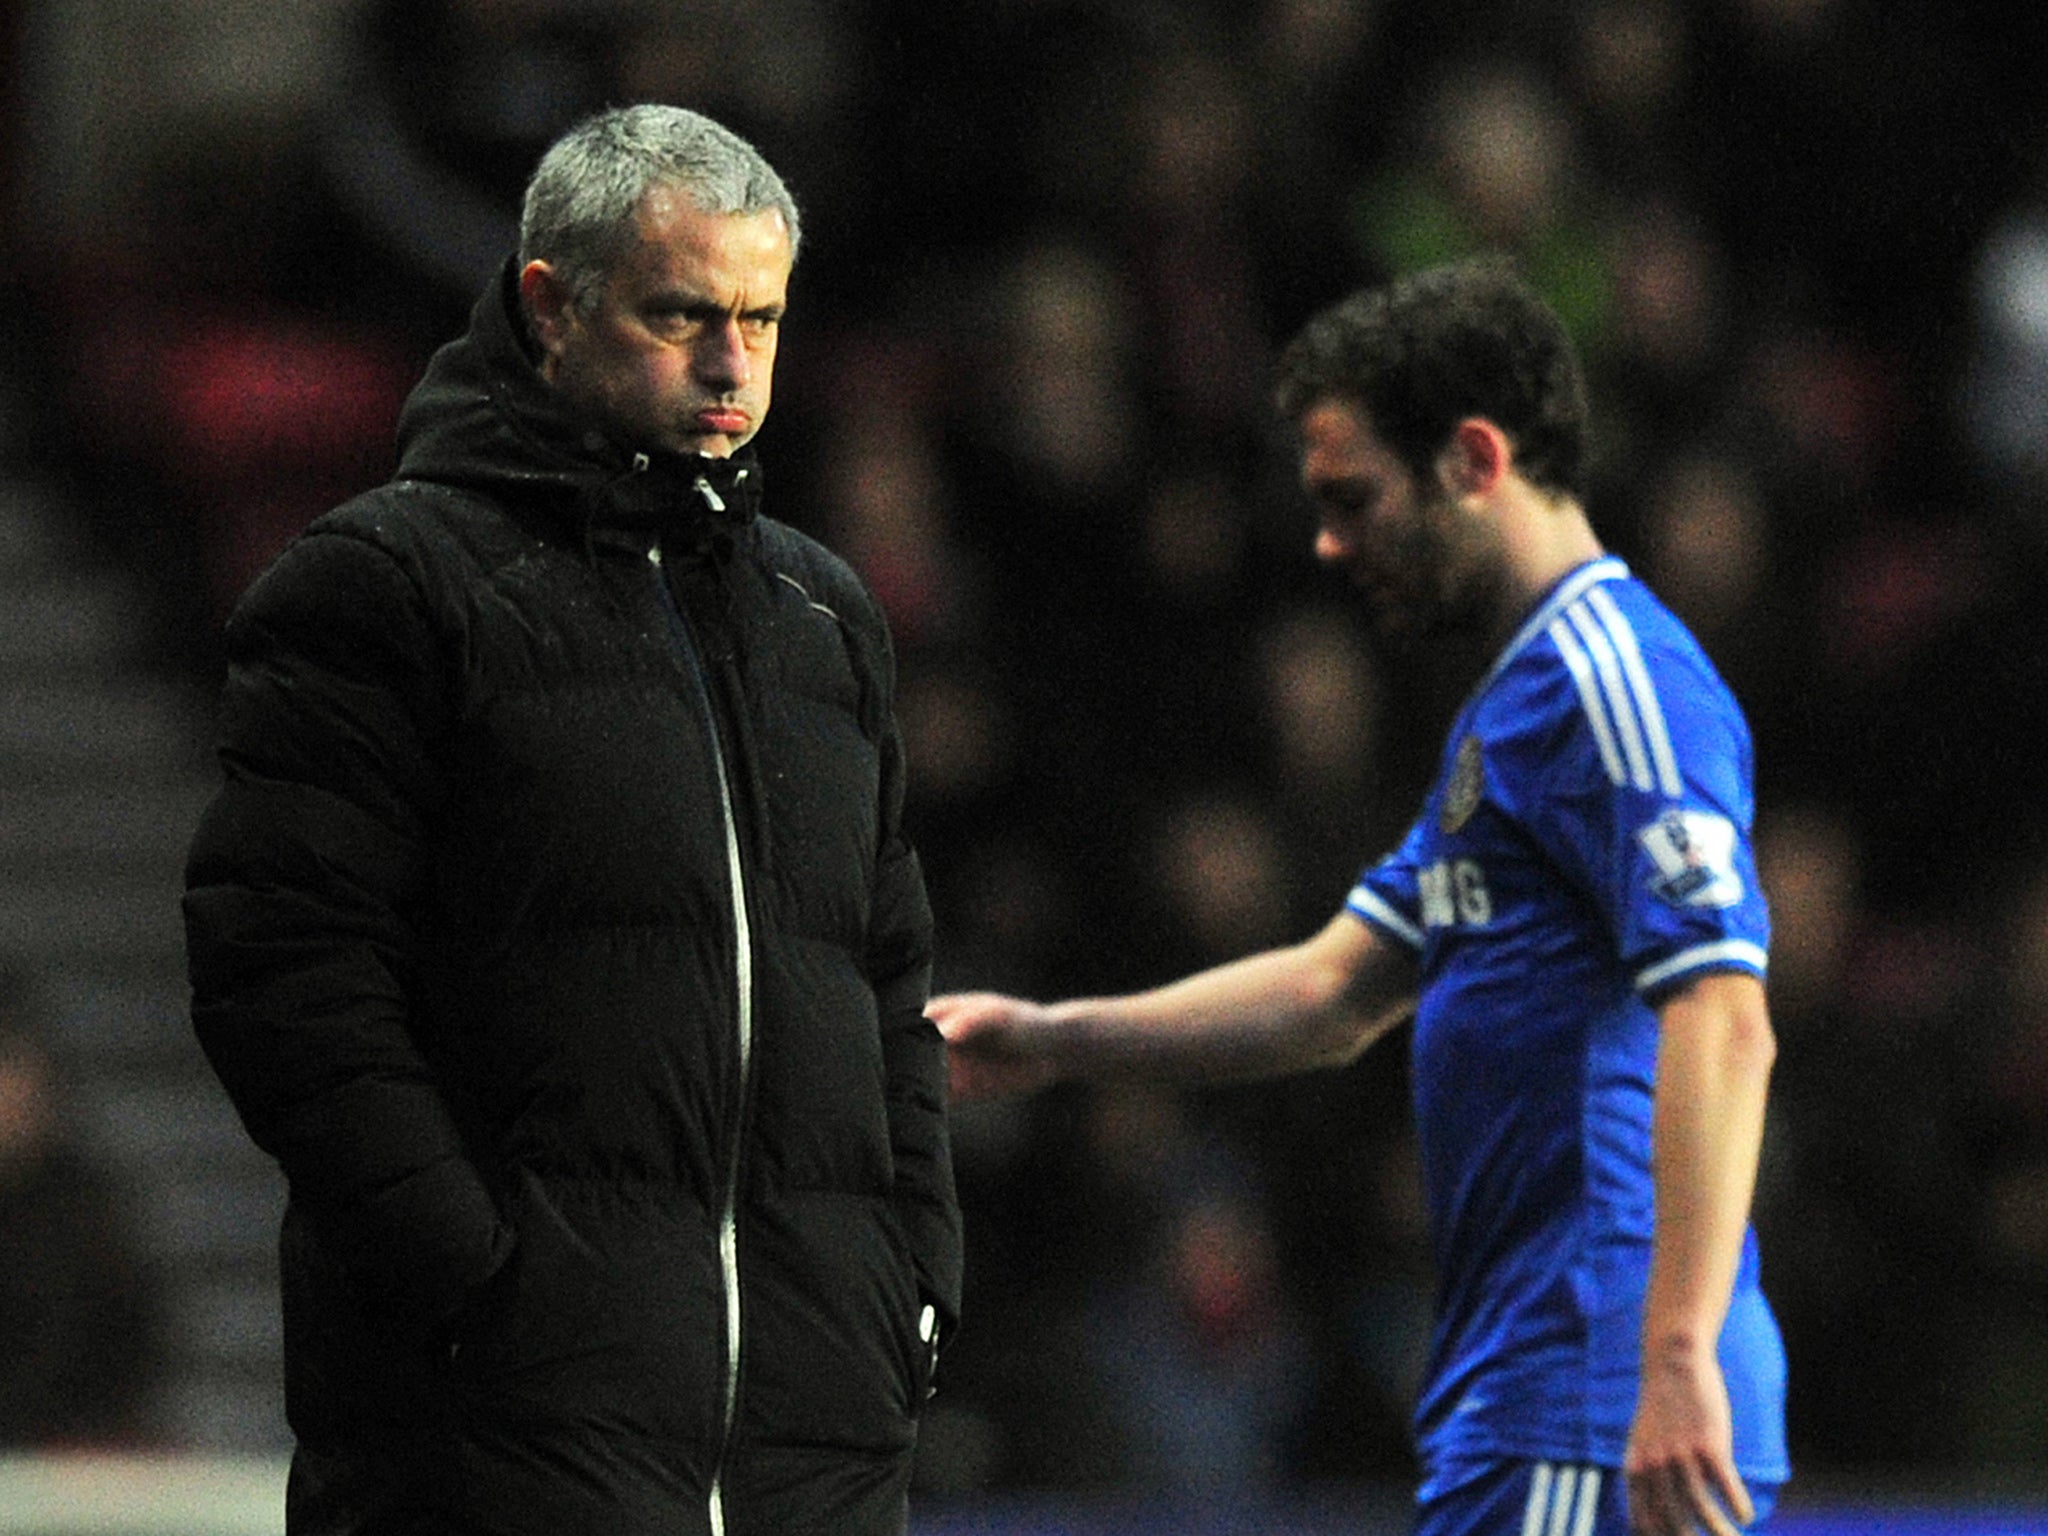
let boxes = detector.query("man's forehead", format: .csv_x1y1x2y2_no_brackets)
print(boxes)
1298,397,1394,467
604,190,788,271
634,188,791,244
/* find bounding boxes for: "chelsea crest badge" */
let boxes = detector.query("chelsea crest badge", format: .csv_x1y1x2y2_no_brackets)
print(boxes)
1440,734,1485,833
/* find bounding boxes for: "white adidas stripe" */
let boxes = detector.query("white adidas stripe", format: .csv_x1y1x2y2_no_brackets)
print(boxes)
1549,589,1682,798
1521,1462,1603,1536
1350,885,1424,949
1637,939,1769,994
1570,1468,1602,1536
1586,584,1682,797
1520,1462,1553,1536
1549,617,1627,788
1565,600,1654,790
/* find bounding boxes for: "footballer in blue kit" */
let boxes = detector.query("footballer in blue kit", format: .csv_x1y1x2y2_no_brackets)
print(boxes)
932,259,1786,1536
1348,554,1788,1522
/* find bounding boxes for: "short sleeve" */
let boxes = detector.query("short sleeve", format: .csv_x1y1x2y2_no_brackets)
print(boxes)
1513,589,1769,1001
1346,817,1428,952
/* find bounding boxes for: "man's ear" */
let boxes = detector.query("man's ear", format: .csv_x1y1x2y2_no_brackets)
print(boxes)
1437,418,1513,499
519,261,573,365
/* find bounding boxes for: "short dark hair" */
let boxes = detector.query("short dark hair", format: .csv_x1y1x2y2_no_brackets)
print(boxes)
1274,258,1590,500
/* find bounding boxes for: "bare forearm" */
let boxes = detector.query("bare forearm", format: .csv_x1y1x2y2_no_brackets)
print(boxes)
1643,971,1776,1356
1038,916,1413,1084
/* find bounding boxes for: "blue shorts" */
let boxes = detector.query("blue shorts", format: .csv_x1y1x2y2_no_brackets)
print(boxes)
1414,1459,1780,1535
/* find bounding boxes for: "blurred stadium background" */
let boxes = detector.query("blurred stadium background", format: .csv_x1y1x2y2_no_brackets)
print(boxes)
3,0,2048,1530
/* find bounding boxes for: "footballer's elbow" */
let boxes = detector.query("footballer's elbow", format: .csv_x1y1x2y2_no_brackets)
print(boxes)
1292,952,1407,1070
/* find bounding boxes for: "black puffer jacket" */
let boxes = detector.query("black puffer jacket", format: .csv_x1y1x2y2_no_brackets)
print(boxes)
183,264,961,1536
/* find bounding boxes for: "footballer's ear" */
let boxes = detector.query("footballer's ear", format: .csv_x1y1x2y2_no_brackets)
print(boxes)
1437,417,1514,499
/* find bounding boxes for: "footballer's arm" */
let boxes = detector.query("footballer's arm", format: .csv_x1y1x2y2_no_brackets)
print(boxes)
1626,969,1777,1536
928,912,1417,1099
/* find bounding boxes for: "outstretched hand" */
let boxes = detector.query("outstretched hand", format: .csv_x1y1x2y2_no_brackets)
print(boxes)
925,991,1063,1101
1624,1346,1754,1536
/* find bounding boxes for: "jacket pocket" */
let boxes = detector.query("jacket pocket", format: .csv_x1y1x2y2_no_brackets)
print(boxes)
739,1187,923,1455
446,1170,727,1446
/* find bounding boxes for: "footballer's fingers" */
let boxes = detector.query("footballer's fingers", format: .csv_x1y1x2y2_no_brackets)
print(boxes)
926,992,1060,1100
1627,1459,1743,1536
1680,1459,1742,1536
1706,1453,1755,1529
925,990,1001,1034
1626,1463,1671,1536
925,991,1032,1050
1631,1465,1690,1536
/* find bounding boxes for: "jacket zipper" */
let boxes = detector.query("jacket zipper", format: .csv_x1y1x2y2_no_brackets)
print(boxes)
649,525,754,1536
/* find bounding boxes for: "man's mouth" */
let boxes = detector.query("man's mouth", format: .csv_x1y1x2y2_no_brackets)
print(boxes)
694,408,749,434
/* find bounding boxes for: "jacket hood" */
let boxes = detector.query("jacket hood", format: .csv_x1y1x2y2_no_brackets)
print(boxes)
393,258,762,536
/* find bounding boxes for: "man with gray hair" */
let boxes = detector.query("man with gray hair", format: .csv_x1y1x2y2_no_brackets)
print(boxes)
185,104,961,1536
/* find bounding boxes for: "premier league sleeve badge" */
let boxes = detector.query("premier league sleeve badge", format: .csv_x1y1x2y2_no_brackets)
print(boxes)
1637,807,1744,908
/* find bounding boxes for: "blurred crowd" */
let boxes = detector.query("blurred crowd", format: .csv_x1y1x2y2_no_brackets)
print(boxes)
0,962,156,1448
6,0,2048,1501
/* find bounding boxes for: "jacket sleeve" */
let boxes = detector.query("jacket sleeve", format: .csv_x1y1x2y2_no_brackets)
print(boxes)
182,524,511,1323
861,616,964,1336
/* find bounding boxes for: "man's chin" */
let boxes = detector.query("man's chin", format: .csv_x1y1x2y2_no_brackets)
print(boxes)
1366,598,1483,652
1358,585,1427,646
1366,609,1428,652
665,433,740,460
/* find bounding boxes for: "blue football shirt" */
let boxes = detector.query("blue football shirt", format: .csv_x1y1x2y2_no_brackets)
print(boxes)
1346,557,1789,1497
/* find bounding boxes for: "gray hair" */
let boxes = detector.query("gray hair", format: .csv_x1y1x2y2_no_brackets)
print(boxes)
518,104,801,311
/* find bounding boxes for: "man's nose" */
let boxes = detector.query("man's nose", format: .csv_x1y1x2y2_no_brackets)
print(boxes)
696,319,751,388
1314,524,1351,564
